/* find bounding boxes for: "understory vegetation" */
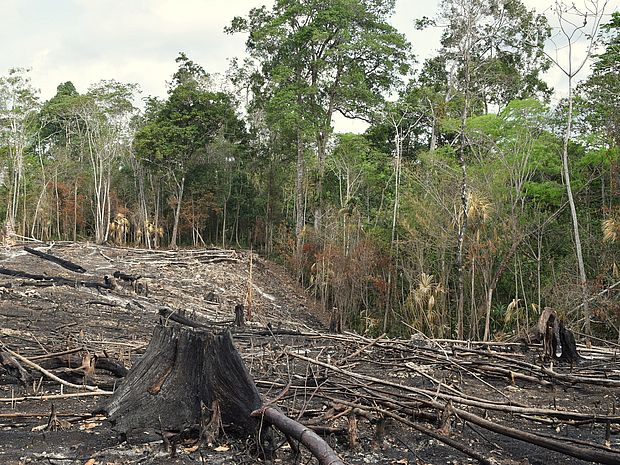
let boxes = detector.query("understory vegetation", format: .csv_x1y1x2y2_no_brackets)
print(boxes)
1,0,619,341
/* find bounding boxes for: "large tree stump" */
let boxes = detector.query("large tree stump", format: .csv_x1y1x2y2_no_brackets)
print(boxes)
103,324,262,442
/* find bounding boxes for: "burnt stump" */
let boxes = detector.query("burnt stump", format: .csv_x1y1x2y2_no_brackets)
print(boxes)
103,324,262,442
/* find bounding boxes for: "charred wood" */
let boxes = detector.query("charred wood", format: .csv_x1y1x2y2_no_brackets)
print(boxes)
103,325,264,442
0,267,112,290
24,246,87,273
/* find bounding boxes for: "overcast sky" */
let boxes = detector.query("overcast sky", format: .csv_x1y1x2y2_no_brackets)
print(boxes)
1,0,618,131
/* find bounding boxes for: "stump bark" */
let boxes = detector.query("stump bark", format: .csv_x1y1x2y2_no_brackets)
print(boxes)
103,324,262,441
537,308,580,364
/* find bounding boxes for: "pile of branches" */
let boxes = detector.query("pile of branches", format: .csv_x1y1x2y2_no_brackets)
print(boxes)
239,330,620,464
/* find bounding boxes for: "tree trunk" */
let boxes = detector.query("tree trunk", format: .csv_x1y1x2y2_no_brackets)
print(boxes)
170,176,185,249
103,324,263,442
561,77,589,334
295,130,305,252
455,9,473,340
455,107,469,340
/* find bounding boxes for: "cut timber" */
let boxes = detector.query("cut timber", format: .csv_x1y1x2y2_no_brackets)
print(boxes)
24,246,86,273
103,324,262,441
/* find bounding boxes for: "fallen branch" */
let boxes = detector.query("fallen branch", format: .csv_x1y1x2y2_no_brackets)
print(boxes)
0,391,113,403
0,348,32,386
320,396,493,465
288,352,620,464
452,404,620,465
253,406,345,465
0,268,111,290
2,347,111,394
287,352,620,424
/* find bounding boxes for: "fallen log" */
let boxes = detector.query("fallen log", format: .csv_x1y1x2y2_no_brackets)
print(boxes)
0,267,111,290
0,348,32,387
23,246,86,273
41,355,128,378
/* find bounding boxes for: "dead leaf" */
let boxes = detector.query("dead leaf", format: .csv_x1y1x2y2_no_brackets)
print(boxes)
213,445,230,452
184,445,200,453
79,422,101,430
84,459,96,465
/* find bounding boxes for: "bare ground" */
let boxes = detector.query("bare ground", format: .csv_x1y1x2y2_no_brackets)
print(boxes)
0,242,619,465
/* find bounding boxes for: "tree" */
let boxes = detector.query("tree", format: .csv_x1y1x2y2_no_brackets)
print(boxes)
82,80,139,244
228,0,411,247
38,82,88,241
134,54,247,248
579,11,620,148
0,68,40,236
546,0,610,334
420,0,550,338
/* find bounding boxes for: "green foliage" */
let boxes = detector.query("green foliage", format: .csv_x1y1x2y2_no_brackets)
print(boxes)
135,54,245,172
578,11,620,147
430,0,551,110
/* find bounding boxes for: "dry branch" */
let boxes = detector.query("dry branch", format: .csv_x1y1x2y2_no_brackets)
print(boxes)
286,350,620,463
0,267,111,290
253,406,345,465
2,346,111,394
0,391,112,403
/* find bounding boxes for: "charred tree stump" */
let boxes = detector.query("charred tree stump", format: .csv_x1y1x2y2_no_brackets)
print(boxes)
235,303,245,327
103,324,263,442
537,308,580,364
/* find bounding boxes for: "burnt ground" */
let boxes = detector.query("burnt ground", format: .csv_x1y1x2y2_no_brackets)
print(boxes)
0,242,619,465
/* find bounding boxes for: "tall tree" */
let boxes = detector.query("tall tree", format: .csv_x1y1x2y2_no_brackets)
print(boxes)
228,0,411,246
547,0,610,334
579,11,620,148
134,54,246,248
0,68,40,235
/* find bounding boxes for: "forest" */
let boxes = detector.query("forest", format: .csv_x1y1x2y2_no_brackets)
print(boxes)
1,0,619,342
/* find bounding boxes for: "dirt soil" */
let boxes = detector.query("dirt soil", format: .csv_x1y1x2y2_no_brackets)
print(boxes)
0,242,619,465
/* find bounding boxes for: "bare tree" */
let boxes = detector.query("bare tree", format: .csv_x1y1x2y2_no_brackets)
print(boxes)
547,0,609,334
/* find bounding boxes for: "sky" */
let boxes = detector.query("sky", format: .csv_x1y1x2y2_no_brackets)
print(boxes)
1,0,618,132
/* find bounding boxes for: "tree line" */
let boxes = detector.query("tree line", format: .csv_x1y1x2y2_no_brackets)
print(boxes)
1,0,619,340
